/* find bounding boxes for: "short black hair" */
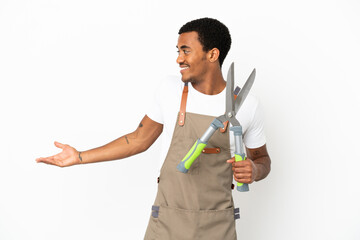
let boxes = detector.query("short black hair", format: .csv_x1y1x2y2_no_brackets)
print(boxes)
178,17,231,67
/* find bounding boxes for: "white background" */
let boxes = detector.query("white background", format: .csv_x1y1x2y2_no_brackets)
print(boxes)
1,0,359,239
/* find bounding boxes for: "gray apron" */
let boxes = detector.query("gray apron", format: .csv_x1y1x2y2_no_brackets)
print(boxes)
144,83,239,240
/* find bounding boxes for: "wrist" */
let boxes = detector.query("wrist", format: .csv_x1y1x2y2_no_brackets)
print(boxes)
78,151,83,164
251,160,259,182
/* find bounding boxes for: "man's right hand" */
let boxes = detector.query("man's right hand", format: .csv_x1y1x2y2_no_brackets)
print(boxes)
36,141,81,167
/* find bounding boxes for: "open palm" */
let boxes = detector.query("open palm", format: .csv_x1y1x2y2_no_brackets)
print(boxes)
36,141,80,167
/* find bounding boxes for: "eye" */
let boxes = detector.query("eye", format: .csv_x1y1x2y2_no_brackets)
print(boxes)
176,49,190,55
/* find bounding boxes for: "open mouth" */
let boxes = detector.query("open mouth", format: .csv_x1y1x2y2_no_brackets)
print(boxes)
180,66,189,73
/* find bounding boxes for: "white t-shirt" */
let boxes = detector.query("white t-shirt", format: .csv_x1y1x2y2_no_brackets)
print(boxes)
147,76,266,168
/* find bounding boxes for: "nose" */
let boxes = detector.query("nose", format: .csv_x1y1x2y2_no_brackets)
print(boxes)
176,53,184,64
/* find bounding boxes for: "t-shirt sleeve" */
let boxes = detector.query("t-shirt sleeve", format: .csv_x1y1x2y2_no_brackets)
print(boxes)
243,100,266,149
146,81,164,124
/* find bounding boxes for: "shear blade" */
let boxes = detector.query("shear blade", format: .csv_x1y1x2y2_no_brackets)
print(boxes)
226,62,235,114
234,68,256,114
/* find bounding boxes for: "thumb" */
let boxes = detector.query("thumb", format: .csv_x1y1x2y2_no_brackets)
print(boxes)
54,141,66,149
226,156,236,163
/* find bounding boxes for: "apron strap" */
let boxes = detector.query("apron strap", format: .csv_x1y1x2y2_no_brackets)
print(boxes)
202,147,221,154
178,82,239,130
178,82,188,126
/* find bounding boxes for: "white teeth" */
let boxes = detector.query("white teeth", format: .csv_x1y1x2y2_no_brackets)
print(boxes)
181,67,189,70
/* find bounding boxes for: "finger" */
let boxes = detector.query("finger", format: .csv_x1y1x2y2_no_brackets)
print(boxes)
232,167,251,173
234,172,252,179
234,172,253,182
226,157,235,163
36,156,54,161
234,175,252,184
36,156,56,165
235,178,251,184
232,160,252,168
54,141,66,149
36,154,57,162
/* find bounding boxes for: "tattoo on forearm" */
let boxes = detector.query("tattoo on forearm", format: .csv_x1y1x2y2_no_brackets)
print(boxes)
125,136,129,144
248,148,269,160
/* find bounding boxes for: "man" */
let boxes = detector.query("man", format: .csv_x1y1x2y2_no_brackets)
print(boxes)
37,18,271,240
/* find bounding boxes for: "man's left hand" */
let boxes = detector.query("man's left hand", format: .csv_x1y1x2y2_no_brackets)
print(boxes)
227,158,258,184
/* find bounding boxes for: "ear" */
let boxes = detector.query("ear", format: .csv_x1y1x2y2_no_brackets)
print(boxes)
207,48,220,63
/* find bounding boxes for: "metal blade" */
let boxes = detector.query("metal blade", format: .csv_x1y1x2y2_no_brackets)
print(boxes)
226,62,235,113
234,68,256,114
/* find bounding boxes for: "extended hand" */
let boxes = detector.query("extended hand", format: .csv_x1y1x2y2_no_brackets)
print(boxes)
36,141,81,167
227,157,258,184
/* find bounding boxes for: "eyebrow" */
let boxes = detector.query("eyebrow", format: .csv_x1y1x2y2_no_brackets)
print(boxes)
176,45,191,49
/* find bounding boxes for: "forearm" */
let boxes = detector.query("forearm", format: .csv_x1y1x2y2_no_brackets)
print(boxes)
36,115,162,167
253,156,271,181
79,115,163,164
80,132,147,164
246,144,271,182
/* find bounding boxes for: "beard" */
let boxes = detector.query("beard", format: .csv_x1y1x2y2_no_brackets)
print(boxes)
181,76,195,83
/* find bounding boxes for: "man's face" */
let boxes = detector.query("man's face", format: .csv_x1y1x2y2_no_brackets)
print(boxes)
176,31,209,83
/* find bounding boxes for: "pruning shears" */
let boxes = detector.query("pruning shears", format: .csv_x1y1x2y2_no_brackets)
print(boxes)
176,62,256,192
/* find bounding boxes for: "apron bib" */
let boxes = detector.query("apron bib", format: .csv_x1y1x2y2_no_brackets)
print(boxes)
144,84,238,240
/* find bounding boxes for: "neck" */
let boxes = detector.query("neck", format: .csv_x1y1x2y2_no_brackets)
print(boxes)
190,67,226,95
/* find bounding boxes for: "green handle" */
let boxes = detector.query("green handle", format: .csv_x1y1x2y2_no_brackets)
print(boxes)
177,139,207,173
235,153,249,192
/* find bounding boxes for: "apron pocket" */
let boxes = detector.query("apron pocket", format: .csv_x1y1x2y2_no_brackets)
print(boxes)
156,205,237,240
